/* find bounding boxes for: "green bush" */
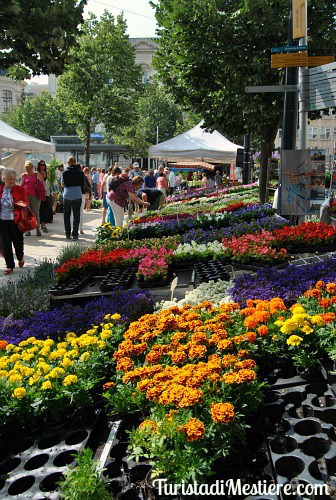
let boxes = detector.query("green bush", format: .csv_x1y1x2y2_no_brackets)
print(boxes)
56,243,89,267
0,260,54,318
57,448,110,500
91,199,102,209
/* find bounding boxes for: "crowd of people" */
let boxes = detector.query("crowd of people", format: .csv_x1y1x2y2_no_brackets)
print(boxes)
0,158,231,274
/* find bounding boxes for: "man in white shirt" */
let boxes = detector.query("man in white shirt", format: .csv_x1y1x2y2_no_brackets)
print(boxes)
168,169,175,196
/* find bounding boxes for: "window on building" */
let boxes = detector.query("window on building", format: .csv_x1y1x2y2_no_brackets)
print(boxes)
142,71,149,84
320,127,331,140
308,127,318,140
2,90,12,112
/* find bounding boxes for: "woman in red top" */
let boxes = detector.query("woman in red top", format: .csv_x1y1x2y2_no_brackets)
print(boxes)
107,173,149,228
0,168,28,274
21,161,44,236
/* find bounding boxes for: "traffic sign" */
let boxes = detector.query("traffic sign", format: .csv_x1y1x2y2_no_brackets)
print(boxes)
310,97,336,111
310,61,336,75
293,0,307,39
271,45,308,54
308,56,335,67
271,51,308,68
245,85,298,93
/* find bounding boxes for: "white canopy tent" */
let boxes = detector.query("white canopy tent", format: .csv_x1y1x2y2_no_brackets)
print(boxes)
149,121,243,164
0,120,55,175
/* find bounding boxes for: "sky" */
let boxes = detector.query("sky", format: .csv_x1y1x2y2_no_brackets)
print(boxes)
29,0,157,84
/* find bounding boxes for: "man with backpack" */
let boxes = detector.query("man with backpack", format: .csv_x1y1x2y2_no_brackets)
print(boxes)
61,157,84,240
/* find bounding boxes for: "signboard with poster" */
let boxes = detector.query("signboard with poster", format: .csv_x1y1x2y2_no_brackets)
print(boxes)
281,149,326,215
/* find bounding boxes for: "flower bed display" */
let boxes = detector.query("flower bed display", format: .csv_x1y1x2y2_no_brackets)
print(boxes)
108,304,264,484
55,248,133,284
0,315,125,430
273,222,336,253
223,230,288,265
173,241,229,265
0,290,153,345
231,258,336,306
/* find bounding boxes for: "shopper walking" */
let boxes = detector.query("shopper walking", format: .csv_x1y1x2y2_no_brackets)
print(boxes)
21,161,44,236
61,157,84,240
0,168,27,274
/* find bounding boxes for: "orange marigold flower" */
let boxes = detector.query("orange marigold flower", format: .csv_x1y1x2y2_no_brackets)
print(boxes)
244,316,259,329
136,379,154,393
257,325,269,337
222,371,238,384
236,369,257,384
116,357,134,373
191,332,208,344
319,298,332,309
198,301,213,310
310,289,322,299
234,359,256,371
208,372,221,383
0,340,8,350
221,354,238,367
179,418,205,442
316,280,325,289
139,420,157,433
326,283,336,294
233,335,246,344
171,351,187,365
217,339,233,351
103,381,115,391
178,387,203,408
245,332,257,343
239,307,256,317
321,312,336,323
146,384,165,401
237,349,249,358
210,402,235,424
332,296,336,304
145,351,162,365
188,344,207,359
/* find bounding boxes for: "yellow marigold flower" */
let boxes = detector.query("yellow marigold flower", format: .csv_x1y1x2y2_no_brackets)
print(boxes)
80,352,90,362
22,354,34,362
8,373,22,383
41,380,52,390
49,367,65,379
104,314,111,320
86,329,97,336
310,315,325,327
9,354,20,363
101,330,112,340
290,304,306,314
63,375,78,386
0,369,8,377
274,320,284,327
67,349,79,359
37,362,50,374
66,332,77,341
280,320,297,335
13,387,27,399
179,418,205,442
301,325,313,334
61,358,74,369
40,347,50,357
5,344,14,351
27,346,39,354
98,340,106,350
111,313,121,321
210,402,235,424
287,335,303,346
19,366,34,377
272,335,278,341
44,339,54,347
29,374,40,386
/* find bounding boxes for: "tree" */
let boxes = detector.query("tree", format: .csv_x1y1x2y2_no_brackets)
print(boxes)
2,92,76,142
151,0,336,201
1,0,87,79
116,82,191,156
57,11,142,168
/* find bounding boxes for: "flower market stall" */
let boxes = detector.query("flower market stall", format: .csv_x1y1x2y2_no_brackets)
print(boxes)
1,181,336,498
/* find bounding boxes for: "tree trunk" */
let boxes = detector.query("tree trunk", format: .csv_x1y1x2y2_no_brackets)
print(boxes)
259,123,280,203
84,120,91,168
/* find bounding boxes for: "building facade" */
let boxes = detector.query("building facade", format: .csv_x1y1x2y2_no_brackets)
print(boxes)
0,71,25,115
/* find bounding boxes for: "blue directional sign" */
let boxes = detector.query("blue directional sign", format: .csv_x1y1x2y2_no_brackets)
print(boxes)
271,45,308,54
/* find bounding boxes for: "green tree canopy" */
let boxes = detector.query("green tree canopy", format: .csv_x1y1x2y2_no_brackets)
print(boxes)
57,11,142,167
2,91,76,141
116,82,200,156
1,1,87,79
151,0,336,201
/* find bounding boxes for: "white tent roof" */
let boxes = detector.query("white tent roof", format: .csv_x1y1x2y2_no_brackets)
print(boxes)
149,121,242,164
0,120,55,153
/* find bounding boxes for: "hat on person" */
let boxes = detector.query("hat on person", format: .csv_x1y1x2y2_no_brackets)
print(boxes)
164,167,169,172
133,162,139,168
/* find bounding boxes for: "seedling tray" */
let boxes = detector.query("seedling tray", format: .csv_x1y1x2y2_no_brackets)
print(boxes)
49,276,91,296
194,260,230,283
99,268,136,292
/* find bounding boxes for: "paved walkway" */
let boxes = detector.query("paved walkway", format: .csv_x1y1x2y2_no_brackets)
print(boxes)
0,209,103,285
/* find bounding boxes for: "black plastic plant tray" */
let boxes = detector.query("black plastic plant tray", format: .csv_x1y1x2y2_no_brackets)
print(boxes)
0,410,103,499
99,268,136,292
262,383,336,498
49,276,91,296
261,361,325,390
194,260,230,283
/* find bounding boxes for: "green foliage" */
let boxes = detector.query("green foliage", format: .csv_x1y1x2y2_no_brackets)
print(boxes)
57,11,142,167
57,448,110,500
1,1,87,78
48,158,62,185
0,261,54,318
56,243,89,267
151,0,336,201
2,92,76,142
90,199,103,209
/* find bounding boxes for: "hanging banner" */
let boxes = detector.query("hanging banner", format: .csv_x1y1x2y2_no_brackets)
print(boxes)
292,0,306,39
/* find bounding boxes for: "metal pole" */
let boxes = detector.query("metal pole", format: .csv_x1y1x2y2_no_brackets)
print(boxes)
156,126,159,144
298,0,308,150
278,0,298,215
